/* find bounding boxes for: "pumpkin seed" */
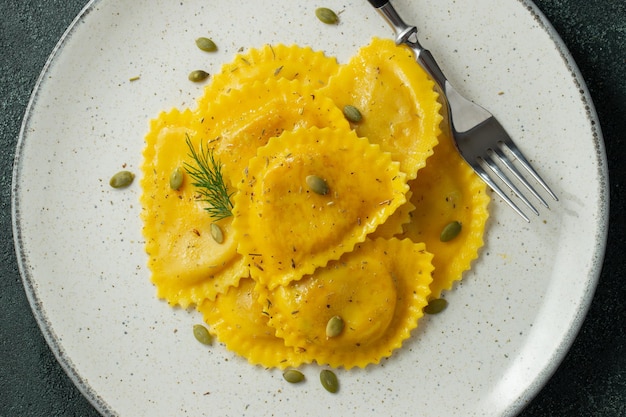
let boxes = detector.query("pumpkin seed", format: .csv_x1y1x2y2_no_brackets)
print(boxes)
283,369,305,383
424,298,448,315
320,369,339,393
306,175,329,195
193,324,213,345
169,166,184,190
315,7,339,24
195,37,217,52
211,223,224,244
343,105,362,123
109,170,134,189
325,315,344,338
188,70,210,82
440,220,462,242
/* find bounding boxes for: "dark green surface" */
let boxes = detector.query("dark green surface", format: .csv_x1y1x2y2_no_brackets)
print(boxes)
1,1,624,416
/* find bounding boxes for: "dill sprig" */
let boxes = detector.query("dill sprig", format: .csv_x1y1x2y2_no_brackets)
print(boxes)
184,134,233,220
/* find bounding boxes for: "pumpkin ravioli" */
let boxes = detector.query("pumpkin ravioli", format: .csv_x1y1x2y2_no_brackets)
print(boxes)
369,190,415,239
196,44,340,111
259,238,433,369
197,278,309,369
140,37,490,371
320,37,442,180
232,126,409,289
140,108,247,308
401,132,490,297
192,77,350,189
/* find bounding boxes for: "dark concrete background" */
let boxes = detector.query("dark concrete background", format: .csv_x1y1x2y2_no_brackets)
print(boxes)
1,1,624,416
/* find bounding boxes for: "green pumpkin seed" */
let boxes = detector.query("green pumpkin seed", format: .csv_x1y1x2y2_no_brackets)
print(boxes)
306,175,329,195
169,166,184,190
315,7,339,24
343,105,362,123
211,223,224,244
320,369,339,393
188,70,210,82
424,298,448,315
325,315,344,338
109,170,135,189
195,37,217,52
283,369,305,383
440,220,462,242
193,324,213,345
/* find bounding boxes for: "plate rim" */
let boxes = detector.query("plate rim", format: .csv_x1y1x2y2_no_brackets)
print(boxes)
504,1,610,413
10,0,609,415
10,0,116,414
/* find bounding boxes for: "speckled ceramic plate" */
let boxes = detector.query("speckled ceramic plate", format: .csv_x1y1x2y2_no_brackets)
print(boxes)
12,0,608,416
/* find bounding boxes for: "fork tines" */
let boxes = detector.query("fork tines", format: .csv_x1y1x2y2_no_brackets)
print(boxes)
476,130,558,222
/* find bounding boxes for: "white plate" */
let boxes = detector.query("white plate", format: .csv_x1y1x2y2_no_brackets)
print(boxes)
12,0,608,416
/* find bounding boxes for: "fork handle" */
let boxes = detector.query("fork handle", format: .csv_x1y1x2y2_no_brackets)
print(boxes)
367,0,388,7
366,0,448,90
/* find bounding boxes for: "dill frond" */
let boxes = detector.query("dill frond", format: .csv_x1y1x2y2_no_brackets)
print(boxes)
184,134,233,220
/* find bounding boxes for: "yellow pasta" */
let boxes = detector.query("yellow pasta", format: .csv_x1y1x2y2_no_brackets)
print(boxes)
197,44,340,111
369,190,415,239
140,36,490,371
140,108,247,308
197,278,309,369
401,132,490,297
320,38,442,180
232,126,408,289
259,238,433,369
192,77,350,188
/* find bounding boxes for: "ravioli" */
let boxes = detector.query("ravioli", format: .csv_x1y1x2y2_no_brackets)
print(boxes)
259,238,433,369
197,278,309,369
401,132,490,297
192,77,350,189
232,126,408,289
320,38,442,180
197,44,340,111
369,191,415,239
140,36,489,371
140,108,247,308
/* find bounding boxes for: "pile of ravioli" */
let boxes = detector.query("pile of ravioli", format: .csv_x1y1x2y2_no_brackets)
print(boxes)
140,38,490,370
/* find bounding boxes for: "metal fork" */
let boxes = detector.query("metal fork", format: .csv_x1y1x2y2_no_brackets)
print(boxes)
367,0,558,222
